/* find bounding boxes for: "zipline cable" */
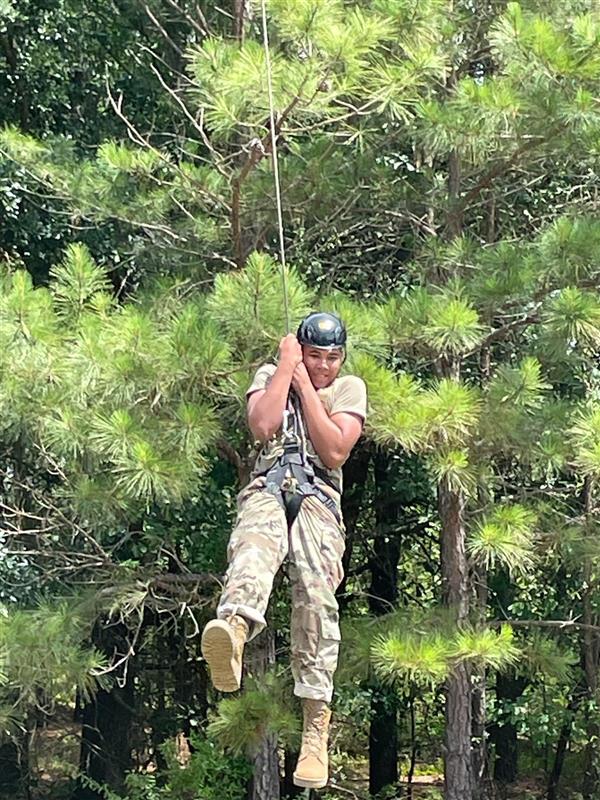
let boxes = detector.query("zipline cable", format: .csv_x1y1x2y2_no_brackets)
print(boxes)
260,0,290,334
260,3,304,448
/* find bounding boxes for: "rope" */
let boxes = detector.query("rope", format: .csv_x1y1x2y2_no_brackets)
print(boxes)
259,3,304,448
260,0,290,334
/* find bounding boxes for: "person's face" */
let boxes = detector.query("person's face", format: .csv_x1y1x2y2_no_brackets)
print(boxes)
302,345,344,389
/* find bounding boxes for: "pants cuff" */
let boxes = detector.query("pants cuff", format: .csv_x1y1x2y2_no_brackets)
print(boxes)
217,603,265,641
294,681,333,703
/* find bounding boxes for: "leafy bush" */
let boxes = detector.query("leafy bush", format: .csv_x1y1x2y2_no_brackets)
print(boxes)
78,737,250,800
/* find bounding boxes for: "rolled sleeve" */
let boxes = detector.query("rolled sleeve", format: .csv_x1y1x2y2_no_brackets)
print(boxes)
246,363,277,398
329,376,367,422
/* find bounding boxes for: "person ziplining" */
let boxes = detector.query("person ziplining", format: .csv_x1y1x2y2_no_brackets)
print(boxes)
200,4,366,788
201,311,367,789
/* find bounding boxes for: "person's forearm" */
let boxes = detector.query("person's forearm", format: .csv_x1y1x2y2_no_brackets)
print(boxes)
248,363,295,442
296,383,345,469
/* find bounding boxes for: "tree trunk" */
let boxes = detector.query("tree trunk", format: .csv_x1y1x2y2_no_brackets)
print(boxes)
547,681,586,800
445,663,473,800
337,444,371,613
471,670,487,799
472,565,488,799
487,570,526,790
368,450,401,795
75,623,135,799
369,687,399,795
77,683,135,798
233,0,251,41
282,747,302,799
491,671,528,785
439,477,472,800
246,628,280,800
0,740,27,796
447,146,463,238
581,476,599,798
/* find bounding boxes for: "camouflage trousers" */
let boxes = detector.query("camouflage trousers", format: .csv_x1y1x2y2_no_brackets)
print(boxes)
217,476,345,702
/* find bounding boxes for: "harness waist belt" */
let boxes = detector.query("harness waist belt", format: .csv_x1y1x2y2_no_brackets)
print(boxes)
261,447,341,526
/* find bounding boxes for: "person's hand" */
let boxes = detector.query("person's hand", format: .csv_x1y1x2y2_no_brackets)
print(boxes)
291,362,313,395
279,333,303,369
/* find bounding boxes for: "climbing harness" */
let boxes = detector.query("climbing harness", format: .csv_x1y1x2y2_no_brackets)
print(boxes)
262,393,341,527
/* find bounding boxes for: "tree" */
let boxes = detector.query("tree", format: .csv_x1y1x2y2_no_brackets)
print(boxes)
3,2,600,798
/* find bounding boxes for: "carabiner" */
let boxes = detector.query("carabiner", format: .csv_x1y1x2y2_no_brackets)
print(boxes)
282,409,294,440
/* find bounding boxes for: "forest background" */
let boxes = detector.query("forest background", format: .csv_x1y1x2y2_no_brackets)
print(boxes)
1,2,600,800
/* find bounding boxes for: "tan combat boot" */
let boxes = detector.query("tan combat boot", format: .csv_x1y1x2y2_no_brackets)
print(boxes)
293,699,332,789
201,615,248,692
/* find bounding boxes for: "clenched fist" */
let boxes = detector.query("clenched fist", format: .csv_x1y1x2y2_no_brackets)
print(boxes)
291,362,312,395
279,333,303,369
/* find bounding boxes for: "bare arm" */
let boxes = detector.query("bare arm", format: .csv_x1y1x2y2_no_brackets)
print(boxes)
292,364,363,469
247,334,302,442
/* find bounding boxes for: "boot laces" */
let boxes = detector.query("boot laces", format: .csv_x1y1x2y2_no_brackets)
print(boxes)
229,615,248,639
303,726,324,759
226,616,248,658
303,709,328,759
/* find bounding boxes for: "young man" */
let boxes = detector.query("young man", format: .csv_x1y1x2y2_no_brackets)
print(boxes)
201,312,367,789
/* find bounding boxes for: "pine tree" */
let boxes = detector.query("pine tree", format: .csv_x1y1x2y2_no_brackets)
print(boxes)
2,1,600,797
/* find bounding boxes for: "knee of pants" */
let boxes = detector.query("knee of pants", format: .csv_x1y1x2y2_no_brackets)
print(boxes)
289,552,345,607
291,607,341,673
226,529,286,582
289,510,345,592
291,573,340,627
221,573,271,605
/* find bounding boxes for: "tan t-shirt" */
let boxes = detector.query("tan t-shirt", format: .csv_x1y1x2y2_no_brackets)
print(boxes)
246,363,368,490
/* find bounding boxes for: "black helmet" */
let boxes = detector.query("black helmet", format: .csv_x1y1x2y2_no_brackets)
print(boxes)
297,312,346,349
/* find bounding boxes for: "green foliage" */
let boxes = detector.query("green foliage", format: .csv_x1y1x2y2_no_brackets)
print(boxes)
379,285,484,356
523,632,577,683
78,736,250,800
98,141,165,177
468,504,538,575
370,611,522,689
0,251,239,520
538,217,600,284
162,737,250,800
267,0,343,42
450,626,520,670
323,291,388,357
470,242,540,311
0,0,16,22
372,630,452,686
352,354,423,449
487,357,550,411
0,601,107,726
422,293,484,356
50,243,112,320
0,268,57,343
208,671,300,754
570,405,600,477
542,287,600,354
4,0,600,793
479,357,558,462
207,251,313,360
429,448,475,494
420,379,481,449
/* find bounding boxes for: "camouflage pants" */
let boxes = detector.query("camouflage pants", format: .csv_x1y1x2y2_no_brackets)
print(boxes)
217,477,345,702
